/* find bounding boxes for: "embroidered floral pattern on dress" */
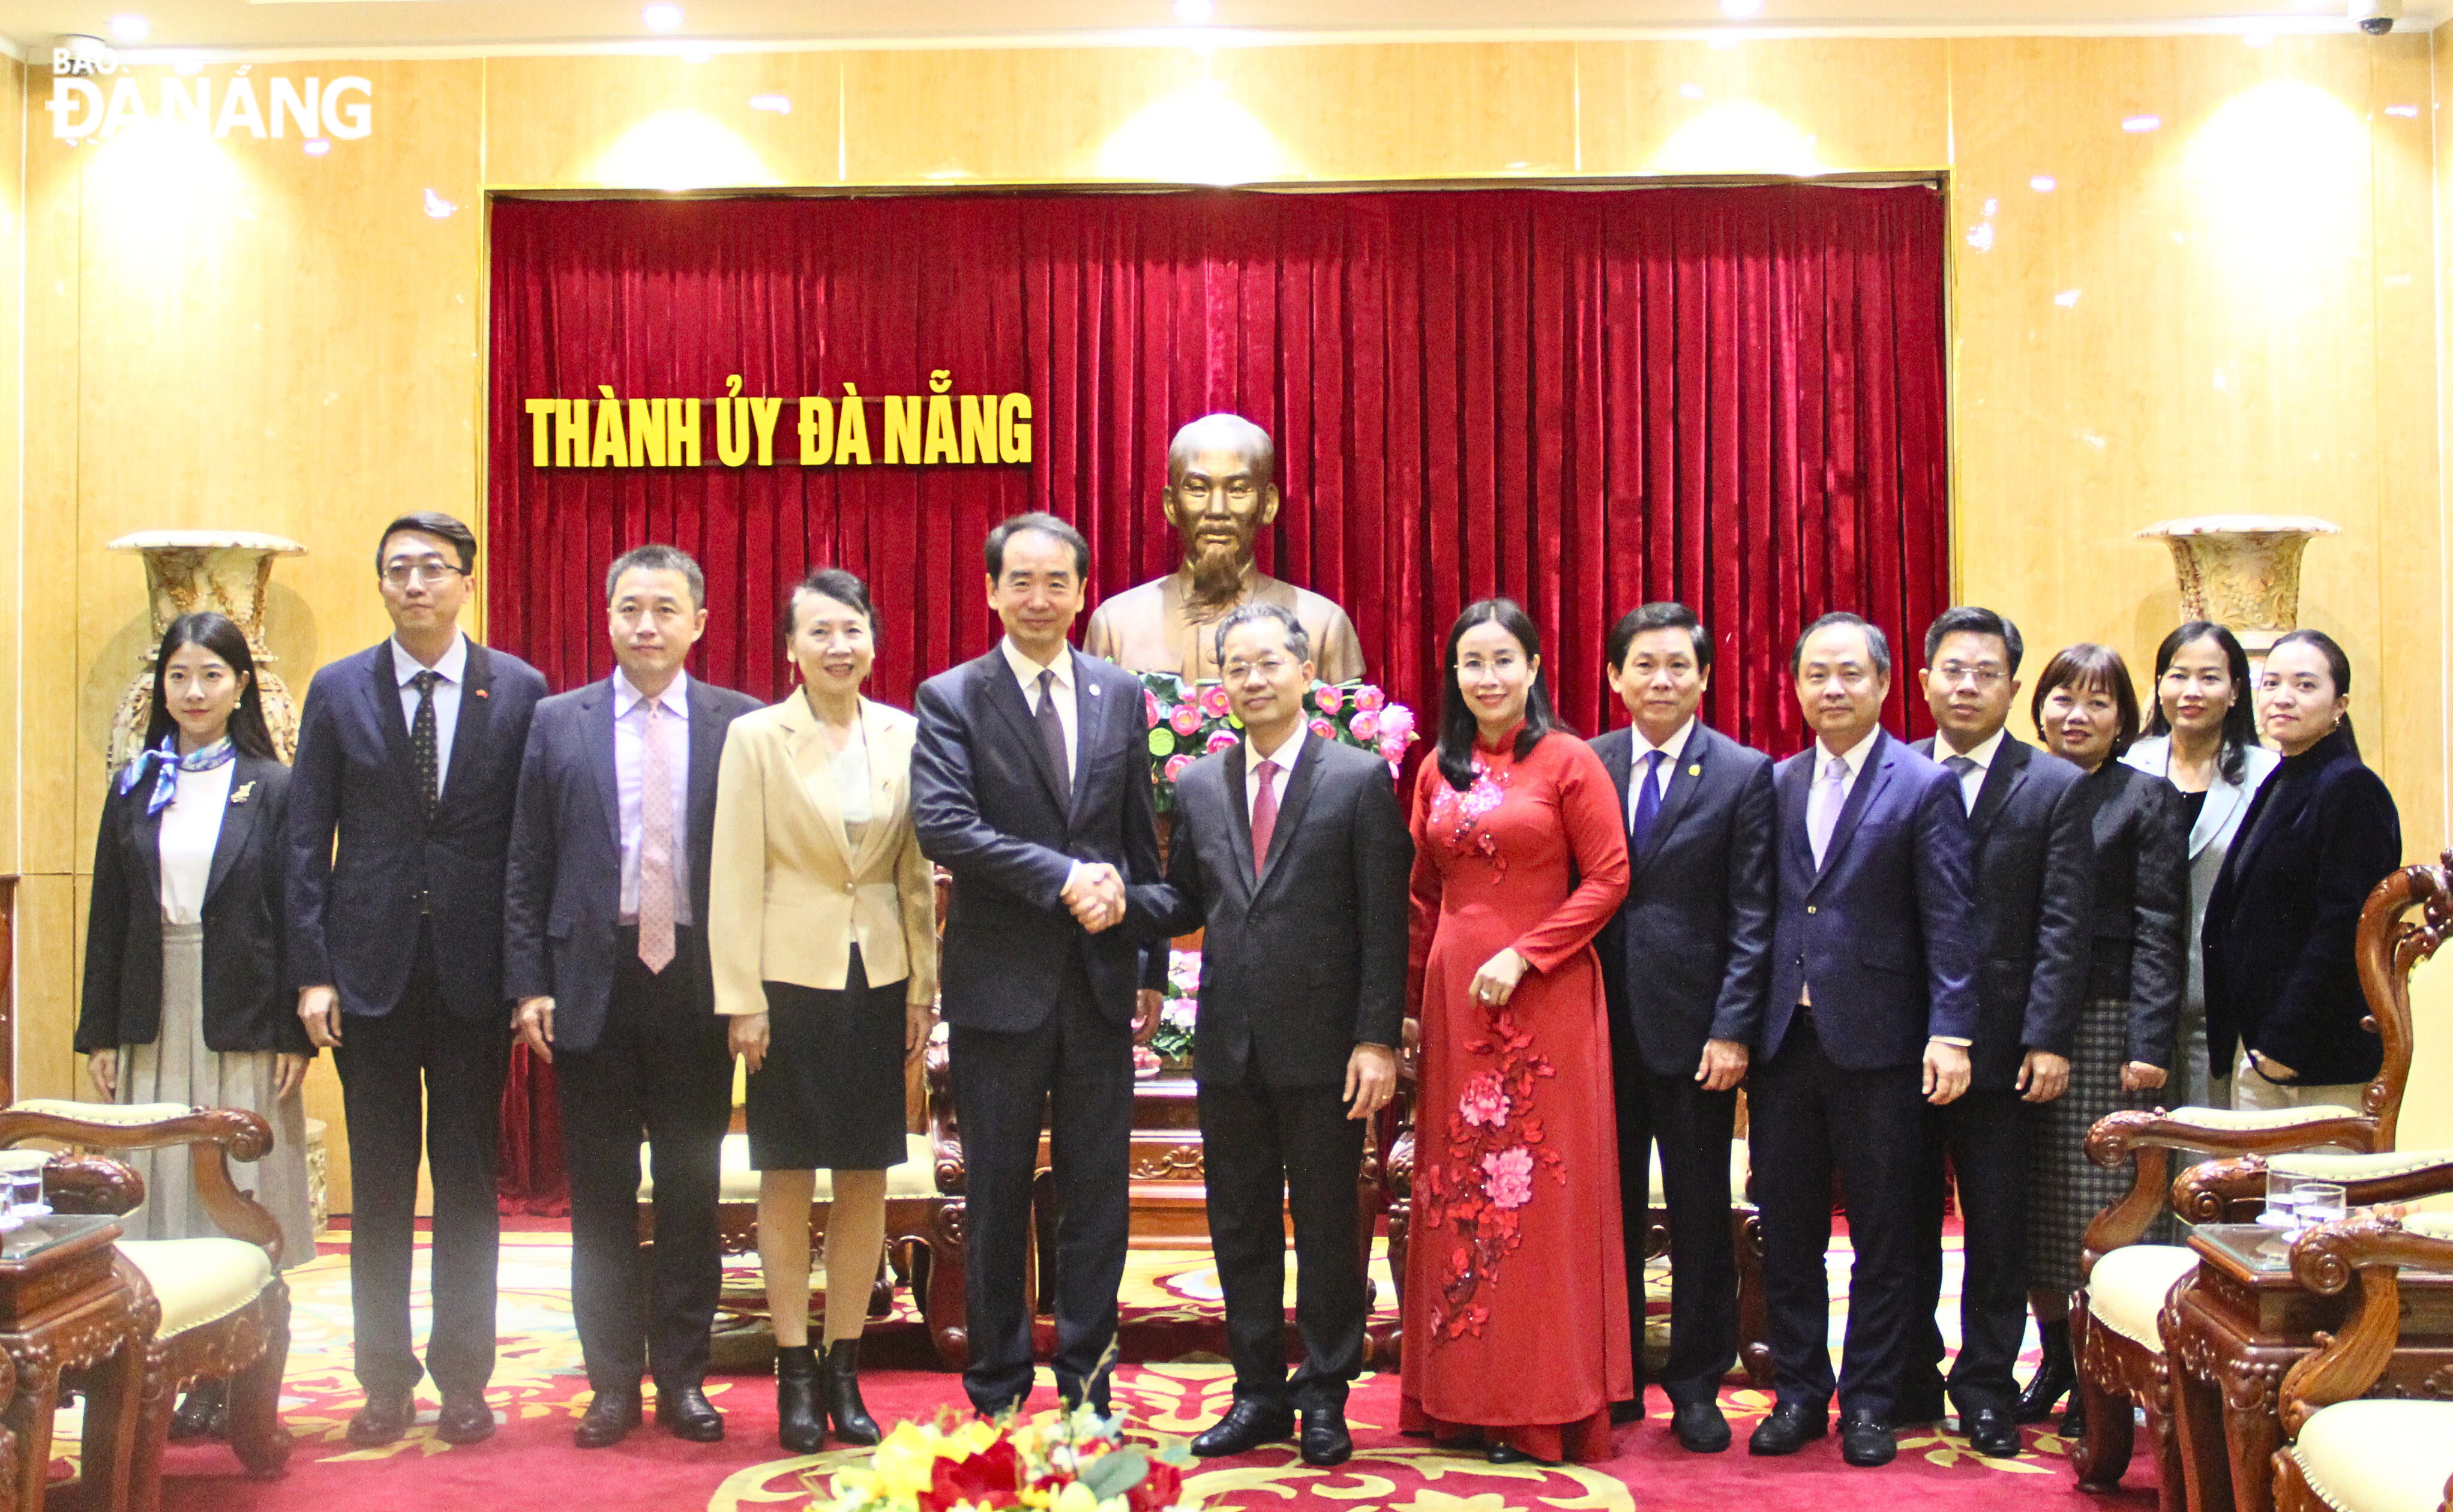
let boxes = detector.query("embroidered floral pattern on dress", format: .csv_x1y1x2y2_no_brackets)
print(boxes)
1429,756,1511,870
1414,1008,1565,1344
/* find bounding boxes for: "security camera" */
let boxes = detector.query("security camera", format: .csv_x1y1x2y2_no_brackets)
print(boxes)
2350,0,2403,35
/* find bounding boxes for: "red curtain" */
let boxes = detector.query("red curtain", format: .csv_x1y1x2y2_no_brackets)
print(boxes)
485,184,1950,1205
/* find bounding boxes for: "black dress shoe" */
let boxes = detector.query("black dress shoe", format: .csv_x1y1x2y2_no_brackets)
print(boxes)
1839,1408,1896,1468
575,1391,642,1448
346,1388,416,1448
170,1378,228,1440
1965,1406,2021,1459
1191,1399,1295,1457
1670,1399,1732,1453
1747,1401,1827,1456
656,1381,725,1442
436,1391,497,1445
1300,1408,1353,1466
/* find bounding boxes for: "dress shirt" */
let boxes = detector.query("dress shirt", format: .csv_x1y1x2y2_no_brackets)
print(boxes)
391,632,468,799
1627,717,1696,811
1243,725,1307,823
157,759,235,926
1000,635,1078,782
1935,724,2008,814
613,667,694,927
1814,725,1884,809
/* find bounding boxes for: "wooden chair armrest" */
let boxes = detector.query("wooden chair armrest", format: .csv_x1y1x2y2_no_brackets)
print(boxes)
2172,1157,2271,1226
2080,1108,2382,1270
43,1153,145,1217
0,1105,283,1265
2279,1213,2453,1436
923,1034,964,1196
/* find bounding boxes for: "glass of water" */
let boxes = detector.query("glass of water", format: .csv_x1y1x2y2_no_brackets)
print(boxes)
2294,1182,2349,1235
2262,1168,2305,1229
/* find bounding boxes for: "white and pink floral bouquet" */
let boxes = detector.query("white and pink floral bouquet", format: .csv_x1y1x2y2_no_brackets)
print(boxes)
1137,674,1417,812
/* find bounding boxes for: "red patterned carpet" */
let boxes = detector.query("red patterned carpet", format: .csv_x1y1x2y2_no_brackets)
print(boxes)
80,1230,2157,1512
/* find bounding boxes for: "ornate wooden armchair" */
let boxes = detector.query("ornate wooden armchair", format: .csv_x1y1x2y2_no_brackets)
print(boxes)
2271,1211,2453,1512
2067,859,2446,1506
0,1100,293,1510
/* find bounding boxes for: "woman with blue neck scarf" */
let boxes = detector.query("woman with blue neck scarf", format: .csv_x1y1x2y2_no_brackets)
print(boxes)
79,612,314,1433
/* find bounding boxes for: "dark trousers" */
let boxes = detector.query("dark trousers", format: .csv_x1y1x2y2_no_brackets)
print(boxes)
1611,1055,1740,1406
332,926,512,1397
948,960,1133,1415
1749,1013,1924,1418
1908,1088,2031,1417
554,928,734,1395
1197,1070,1366,1411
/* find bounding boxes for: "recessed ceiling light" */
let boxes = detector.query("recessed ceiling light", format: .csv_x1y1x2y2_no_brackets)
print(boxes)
303,138,331,157
108,14,149,43
1720,0,1764,17
2030,174,2057,192
2121,115,2161,132
1174,0,1215,20
643,4,685,32
749,94,791,114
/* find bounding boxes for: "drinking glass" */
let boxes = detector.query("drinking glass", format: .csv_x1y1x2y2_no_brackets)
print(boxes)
2294,1182,2349,1235
2261,1169,2305,1229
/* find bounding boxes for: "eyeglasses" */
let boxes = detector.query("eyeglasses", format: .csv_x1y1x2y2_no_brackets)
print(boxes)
1934,663,2008,688
1222,656,1293,683
382,559,464,588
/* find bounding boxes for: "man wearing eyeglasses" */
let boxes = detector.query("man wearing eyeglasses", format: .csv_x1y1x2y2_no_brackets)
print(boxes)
1081,413,1365,684
1900,607,2094,1457
286,511,548,1448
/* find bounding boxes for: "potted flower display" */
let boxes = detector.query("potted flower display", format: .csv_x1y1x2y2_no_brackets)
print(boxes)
825,1403,1198,1512
1137,674,1417,815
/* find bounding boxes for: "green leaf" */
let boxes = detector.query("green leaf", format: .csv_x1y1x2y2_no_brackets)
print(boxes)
1079,1449,1147,1499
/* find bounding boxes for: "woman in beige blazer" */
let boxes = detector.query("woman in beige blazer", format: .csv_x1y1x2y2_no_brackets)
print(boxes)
710,566,937,1454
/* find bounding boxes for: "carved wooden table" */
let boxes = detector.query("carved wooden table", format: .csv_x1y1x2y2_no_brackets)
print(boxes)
2167,1222,2453,1512
0,1213,149,1512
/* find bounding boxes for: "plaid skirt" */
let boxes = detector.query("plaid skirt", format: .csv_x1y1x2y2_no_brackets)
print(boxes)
2026,995,2157,1294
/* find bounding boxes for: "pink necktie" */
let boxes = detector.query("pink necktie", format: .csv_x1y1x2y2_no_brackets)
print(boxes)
1251,759,1281,880
638,697,677,973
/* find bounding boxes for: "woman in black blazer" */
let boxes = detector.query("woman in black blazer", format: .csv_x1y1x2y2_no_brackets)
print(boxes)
2203,629,2402,1111
2017,644,2187,1435
80,614,315,1304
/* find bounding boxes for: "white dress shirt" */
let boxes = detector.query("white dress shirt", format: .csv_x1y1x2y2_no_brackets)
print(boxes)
391,632,469,799
1244,725,1306,823
1000,636,1079,781
1627,717,1696,811
614,667,693,927
157,759,235,926
1935,725,2008,814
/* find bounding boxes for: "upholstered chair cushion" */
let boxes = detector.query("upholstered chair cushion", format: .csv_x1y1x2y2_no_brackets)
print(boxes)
117,1238,274,1338
2160,1105,2365,1133
1646,1141,1752,1208
640,1132,936,1204
2089,1243,2199,1347
2290,1400,2453,1512
2271,1151,2453,1182
10,1099,196,1128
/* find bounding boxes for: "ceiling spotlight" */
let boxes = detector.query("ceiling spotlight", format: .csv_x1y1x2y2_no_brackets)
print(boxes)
108,14,149,43
1174,0,1214,20
1720,0,1764,17
643,4,685,32
2121,114,2161,132
303,138,331,157
749,94,791,114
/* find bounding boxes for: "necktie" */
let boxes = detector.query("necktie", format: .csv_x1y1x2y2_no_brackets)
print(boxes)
1250,758,1281,880
1807,754,1848,868
638,695,677,974
1629,749,1666,857
1034,668,1071,800
1944,753,1978,816
409,670,440,821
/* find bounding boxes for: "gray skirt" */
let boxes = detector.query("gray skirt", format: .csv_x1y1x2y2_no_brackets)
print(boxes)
118,920,316,1266
2026,995,2158,1294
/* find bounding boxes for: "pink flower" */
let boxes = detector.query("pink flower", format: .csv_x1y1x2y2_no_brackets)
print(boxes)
1144,689,1162,725
1163,753,1195,781
1206,728,1240,754
1199,684,1233,718
1314,684,1345,718
1378,704,1416,745
1133,1045,1163,1079
1482,1146,1534,1210
1353,685,1387,713
1349,710,1380,742
1310,717,1336,740
1458,1071,1510,1129
1169,703,1204,737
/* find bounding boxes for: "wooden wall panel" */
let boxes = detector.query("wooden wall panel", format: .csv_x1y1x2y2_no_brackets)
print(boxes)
486,53,844,190
1576,38,1951,175
838,47,1203,184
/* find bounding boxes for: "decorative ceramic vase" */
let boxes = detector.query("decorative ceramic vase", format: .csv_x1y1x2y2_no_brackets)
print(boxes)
106,530,307,768
2136,514,2339,659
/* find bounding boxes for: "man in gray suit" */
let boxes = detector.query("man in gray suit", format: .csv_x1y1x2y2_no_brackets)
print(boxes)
1148,603,1410,1468
503,545,761,1448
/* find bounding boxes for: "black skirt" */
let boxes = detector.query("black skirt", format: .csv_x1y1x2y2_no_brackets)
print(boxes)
745,947,910,1172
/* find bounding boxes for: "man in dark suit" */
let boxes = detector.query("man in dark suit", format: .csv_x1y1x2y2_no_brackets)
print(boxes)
1144,602,1408,1468
1589,602,1774,1454
288,512,549,1448
911,512,1172,1418
503,545,761,1448
1747,611,1980,1469
1901,607,2094,1456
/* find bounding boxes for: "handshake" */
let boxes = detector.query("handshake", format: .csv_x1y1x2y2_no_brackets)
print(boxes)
1061,861,1129,933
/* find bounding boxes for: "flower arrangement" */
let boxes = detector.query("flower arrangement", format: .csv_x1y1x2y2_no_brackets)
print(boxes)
1147,950,1202,1072
1138,674,1418,813
824,1403,1195,1512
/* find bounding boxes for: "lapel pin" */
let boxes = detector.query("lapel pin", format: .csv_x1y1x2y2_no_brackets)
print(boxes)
231,782,256,805
1088,685,1101,697
475,688,490,699
1688,764,1701,776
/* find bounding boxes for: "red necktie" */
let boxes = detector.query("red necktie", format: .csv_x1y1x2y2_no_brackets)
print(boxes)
1251,758,1281,880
